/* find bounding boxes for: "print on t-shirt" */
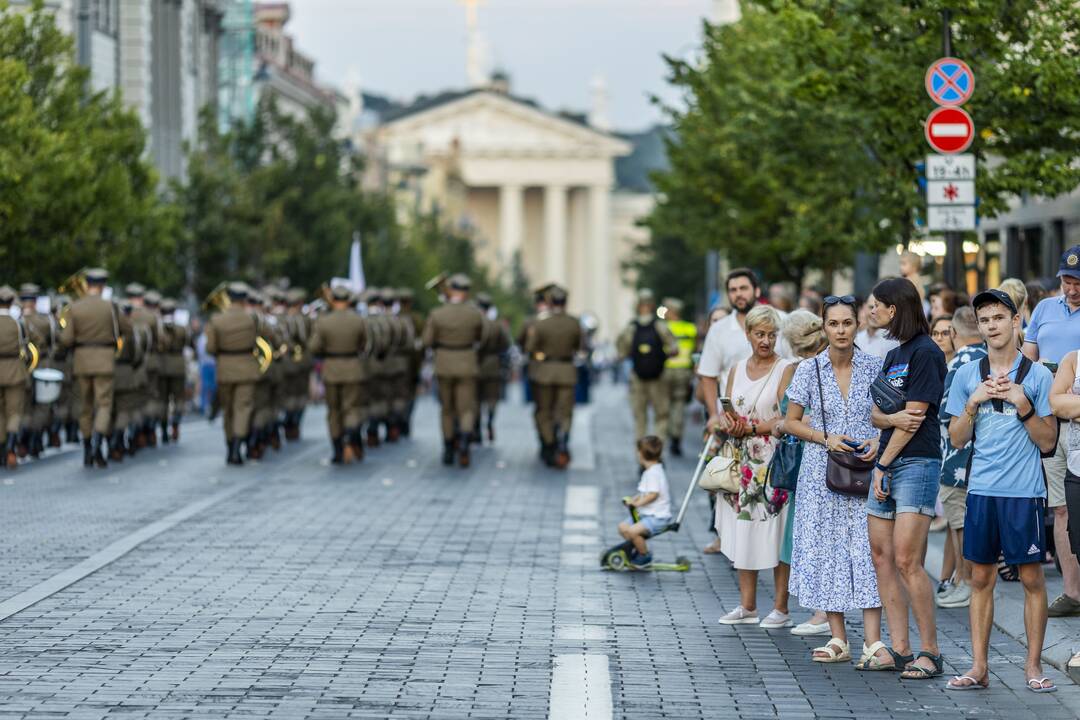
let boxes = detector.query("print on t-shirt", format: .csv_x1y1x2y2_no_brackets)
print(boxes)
886,363,909,388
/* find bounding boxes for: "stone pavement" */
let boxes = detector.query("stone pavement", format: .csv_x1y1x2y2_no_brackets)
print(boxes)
0,383,1077,719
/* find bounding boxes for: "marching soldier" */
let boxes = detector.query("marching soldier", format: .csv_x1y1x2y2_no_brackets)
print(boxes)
52,295,79,444
60,268,126,468
524,285,582,468
264,287,289,451
283,288,312,440
422,274,485,467
396,288,424,436
475,293,510,444
206,282,260,465
158,299,189,442
616,289,678,443
18,284,56,455
0,286,29,469
518,284,553,432
309,285,368,463
660,297,698,457
110,301,145,460
126,284,161,449
364,288,392,447
382,289,411,442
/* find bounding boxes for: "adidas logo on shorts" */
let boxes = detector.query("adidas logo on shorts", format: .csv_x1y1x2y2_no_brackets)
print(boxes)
1028,544,1040,555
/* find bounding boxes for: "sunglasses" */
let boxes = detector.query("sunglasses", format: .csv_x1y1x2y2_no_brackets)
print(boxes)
823,295,857,306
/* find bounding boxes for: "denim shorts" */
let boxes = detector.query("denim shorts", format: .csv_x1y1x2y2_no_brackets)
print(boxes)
638,514,670,536
866,457,941,520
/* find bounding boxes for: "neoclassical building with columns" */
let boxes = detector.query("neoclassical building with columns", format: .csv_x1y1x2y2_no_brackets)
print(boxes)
371,85,641,338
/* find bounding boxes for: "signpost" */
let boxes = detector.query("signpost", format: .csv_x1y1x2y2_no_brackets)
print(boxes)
925,57,975,107
925,106,975,154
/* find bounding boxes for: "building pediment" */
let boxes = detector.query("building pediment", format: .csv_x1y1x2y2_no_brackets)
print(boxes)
376,91,631,162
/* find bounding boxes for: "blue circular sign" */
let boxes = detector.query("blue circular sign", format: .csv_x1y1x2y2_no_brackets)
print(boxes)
925,57,974,106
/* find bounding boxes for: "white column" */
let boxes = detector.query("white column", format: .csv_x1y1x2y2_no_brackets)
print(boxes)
544,184,568,283
498,183,524,274
589,184,612,335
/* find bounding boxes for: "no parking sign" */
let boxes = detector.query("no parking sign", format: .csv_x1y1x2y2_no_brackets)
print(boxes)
925,57,974,107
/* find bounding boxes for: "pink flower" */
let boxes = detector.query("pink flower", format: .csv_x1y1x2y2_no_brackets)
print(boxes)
742,465,753,480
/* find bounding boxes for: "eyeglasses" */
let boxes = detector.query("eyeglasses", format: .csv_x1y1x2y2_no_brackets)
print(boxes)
823,295,857,306
931,329,954,339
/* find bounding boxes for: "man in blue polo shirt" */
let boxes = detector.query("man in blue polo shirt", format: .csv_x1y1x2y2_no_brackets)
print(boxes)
1023,245,1080,619
947,289,1059,692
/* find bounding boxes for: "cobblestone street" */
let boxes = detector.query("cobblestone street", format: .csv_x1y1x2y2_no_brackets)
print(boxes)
1,386,1078,719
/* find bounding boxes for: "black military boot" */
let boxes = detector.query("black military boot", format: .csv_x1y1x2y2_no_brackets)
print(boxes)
670,437,683,457
5,435,17,469
48,422,62,448
16,429,29,459
66,421,81,444
227,439,244,465
128,423,140,456
554,432,571,469
29,431,43,459
331,437,345,464
457,432,472,468
170,418,180,442
367,423,381,448
160,420,170,445
486,411,495,443
442,440,455,466
90,433,108,468
109,431,125,462
82,438,93,467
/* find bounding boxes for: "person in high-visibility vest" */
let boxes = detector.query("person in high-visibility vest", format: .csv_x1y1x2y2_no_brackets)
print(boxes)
661,297,698,457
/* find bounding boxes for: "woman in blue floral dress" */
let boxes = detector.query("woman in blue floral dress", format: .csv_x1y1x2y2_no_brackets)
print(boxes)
783,297,895,669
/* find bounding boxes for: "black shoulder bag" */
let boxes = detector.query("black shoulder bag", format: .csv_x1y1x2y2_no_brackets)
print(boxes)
817,359,875,497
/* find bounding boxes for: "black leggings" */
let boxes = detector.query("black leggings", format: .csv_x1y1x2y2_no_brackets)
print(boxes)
1066,470,1080,556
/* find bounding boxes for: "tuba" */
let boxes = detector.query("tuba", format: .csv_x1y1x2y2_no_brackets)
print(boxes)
57,268,89,329
201,282,231,314
21,342,39,372
254,336,273,374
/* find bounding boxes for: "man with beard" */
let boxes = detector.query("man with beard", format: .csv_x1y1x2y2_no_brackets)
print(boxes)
697,268,791,434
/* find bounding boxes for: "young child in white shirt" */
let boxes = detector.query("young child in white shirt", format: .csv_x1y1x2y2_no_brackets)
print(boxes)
617,436,672,568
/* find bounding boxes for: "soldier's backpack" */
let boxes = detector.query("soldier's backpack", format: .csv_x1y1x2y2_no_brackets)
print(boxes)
630,320,666,380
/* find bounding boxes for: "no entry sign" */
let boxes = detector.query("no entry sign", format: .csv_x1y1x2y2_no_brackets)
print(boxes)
925,106,974,154
925,57,974,106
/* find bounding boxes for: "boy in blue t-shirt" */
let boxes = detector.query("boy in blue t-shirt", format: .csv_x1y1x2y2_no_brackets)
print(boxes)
944,289,1059,693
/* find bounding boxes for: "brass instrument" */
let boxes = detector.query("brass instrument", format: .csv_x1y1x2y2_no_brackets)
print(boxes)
57,268,89,329
20,341,39,372
202,282,231,314
292,343,304,362
255,336,273,374
425,272,449,295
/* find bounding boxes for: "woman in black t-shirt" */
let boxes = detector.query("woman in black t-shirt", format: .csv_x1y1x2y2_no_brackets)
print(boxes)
866,277,948,680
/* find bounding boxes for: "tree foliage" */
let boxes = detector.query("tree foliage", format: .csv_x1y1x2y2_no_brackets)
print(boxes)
0,0,179,290
647,0,1080,288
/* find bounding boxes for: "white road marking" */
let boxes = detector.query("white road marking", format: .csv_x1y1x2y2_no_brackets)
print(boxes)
559,596,606,614
564,486,599,518
563,518,598,532
549,654,613,720
559,551,596,567
555,624,609,641
569,405,596,470
0,478,257,622
561,534,599,546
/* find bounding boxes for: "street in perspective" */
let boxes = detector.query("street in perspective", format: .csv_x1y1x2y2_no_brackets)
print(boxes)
3,0,1080,718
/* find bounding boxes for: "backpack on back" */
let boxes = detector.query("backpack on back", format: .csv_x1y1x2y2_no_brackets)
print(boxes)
630,320,666,380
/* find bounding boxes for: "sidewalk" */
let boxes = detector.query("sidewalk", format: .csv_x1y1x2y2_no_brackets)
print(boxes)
925,529,1080,676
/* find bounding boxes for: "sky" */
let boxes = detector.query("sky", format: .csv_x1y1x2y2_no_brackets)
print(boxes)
289,0,714,133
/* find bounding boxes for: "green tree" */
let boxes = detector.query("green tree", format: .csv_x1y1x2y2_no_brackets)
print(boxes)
0,0,179,291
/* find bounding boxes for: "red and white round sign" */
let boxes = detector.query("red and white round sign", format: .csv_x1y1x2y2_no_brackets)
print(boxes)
925,106,974,154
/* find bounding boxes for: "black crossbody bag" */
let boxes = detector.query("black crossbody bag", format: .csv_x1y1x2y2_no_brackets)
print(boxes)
817,359,874,497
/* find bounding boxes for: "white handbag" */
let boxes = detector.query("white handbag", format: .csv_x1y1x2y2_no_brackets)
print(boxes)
699,439,742,493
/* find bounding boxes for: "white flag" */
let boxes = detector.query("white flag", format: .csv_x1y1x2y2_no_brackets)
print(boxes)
348,232,366,293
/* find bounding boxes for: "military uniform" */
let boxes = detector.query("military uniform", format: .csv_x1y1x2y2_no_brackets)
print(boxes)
18,284,58,456
110,301,145,460
660,298,698,456
206,284,260,464
282,289,312,440
422,274,485,467
615,289,679,441
0,286,29,468
476,293,510,443
52,297,78,443
127,284,161,448
363,289,393,446
158,299,189,442
309,286,369,463
59,269,126,467
397,289,424,436
525,286,582,468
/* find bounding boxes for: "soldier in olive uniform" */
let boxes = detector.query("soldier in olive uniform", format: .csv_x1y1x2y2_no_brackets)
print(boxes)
158,299,189,442
381,289,411,442
60,268,126,468
282,289,311,440
0,286,29,469
126,284,160,449
52,295,79,444
475,293,510,444
396,288,424,437
206,283,260,465
110,301,145,461
364,288,392,447
309,285,369,463
517,284,553,437
18,284,57,456
659,298,698,457
422,274,485,467
615,289,679,442
524,286,582,468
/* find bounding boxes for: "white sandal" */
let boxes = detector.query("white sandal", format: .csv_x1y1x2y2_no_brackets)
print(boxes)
811,637,851,663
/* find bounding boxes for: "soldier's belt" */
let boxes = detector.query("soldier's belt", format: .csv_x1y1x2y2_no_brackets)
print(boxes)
536,356,573,363
436,343,475,350
322,352,360,357
76,342,116,348
0,352,19,358
217,349,255,355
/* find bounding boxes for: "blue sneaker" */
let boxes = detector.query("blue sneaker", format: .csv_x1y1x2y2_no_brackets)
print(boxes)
630,552,653,568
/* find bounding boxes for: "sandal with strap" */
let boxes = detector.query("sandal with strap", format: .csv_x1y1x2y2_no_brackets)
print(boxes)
997,562,1019,582
854,641,911,671
811,637,851,663
900,651,945,680
947,674,989,691
1026,677,1057,693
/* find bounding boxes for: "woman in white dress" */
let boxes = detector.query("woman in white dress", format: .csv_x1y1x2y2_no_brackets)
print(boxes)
716,305,794,628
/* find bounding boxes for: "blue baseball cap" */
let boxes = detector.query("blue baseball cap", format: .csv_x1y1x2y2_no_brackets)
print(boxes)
1058,245,1080,279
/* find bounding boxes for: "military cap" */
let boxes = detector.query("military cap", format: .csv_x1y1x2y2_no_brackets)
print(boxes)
476,292,493,309
330,285,353,302
125,282,146,297
637,288,656,302
85,268,109,284
18,283,41,300
533,283,555,301
0,285,16,304
367,287,384,303
382,288,398,303
160,298,178,313
448,273,471,291
548,285,569,305
397,287,414,302
144,290,162,306
286,288,306,305
662,297,684,313
226,281,248,299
